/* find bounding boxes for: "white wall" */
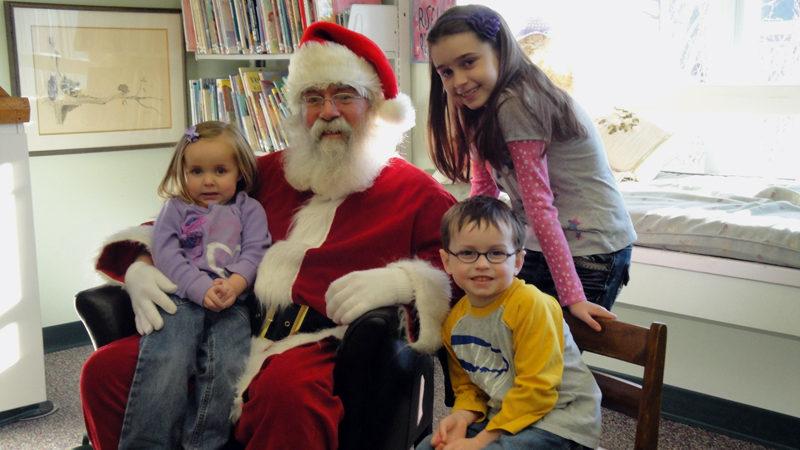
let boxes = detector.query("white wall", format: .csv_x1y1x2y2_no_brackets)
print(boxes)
410,63,435,171
28,148,174,326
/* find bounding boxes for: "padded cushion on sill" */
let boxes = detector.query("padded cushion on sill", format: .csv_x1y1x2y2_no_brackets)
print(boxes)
618,172,800,269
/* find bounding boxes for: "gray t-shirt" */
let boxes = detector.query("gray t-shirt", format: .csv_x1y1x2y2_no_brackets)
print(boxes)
491,93,637,256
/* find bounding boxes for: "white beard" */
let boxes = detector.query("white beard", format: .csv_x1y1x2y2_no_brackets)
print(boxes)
282,109,403,200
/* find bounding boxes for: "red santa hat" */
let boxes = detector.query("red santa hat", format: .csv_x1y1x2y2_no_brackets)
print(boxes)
286,21,415,130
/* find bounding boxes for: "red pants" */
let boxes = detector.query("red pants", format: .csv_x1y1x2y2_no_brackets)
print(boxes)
80,335,344,450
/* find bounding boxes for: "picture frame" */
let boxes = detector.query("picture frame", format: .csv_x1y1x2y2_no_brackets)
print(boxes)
5,2,186,154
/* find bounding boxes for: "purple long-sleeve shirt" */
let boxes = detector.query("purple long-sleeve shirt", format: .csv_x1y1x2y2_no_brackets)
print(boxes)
152,191,271,305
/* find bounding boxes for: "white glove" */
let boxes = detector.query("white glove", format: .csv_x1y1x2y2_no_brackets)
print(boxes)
325,267,413,325
125,261,178,335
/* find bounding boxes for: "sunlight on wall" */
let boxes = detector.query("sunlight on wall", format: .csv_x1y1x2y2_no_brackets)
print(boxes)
0,162,23,376
0,163,22,318
0,323,21,375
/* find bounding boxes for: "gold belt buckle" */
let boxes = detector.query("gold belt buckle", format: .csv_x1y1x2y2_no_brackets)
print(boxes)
258,305,309,340
289,305,309,336
258,306,278,340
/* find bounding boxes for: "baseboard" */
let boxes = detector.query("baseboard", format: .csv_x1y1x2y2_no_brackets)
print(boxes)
43,321,92,354
593,367,800,450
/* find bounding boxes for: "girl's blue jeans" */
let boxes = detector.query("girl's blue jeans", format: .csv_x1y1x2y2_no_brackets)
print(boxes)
518,245,633,311
415,420,590,450
119,295,251,450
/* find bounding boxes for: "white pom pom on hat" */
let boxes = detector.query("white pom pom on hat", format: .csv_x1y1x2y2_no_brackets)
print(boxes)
286,22,415,131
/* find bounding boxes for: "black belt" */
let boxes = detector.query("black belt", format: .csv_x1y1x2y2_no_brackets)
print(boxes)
256,303,337,342
573,256,612,272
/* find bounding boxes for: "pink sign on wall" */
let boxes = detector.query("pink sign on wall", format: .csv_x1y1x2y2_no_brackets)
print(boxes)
412,0,455,63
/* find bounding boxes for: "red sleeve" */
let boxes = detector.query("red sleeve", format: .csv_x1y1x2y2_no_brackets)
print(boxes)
469,157,501,197
95,221,154,283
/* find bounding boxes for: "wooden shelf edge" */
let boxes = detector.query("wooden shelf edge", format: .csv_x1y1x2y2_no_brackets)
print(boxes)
0,86,31,124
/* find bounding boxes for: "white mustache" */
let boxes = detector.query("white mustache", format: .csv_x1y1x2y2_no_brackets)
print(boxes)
311,117,353,140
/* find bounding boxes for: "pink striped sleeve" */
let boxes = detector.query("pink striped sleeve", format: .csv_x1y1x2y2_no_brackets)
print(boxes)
470,157,501,197
508,140,587,306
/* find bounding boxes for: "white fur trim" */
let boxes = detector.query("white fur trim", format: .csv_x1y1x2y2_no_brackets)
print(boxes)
253,195,345,311
377,93,415,131
230,326,347,423
93,225,153,286
387,259,452,353
287,41,382,111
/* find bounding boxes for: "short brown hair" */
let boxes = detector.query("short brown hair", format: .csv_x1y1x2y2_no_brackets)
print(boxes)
440,195,526,252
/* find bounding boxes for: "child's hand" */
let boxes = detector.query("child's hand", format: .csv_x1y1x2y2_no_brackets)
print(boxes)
430,411,471,448
568,300,617,332
203,285,226,312
213,278,237,310
436,437,487,450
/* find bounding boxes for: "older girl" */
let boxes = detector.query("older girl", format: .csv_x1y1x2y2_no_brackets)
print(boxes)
427,5,636,331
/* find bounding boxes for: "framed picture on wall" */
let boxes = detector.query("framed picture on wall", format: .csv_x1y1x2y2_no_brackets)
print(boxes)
5,2,186,154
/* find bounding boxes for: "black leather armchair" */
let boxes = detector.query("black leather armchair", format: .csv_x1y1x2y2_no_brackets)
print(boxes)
75,285,434,450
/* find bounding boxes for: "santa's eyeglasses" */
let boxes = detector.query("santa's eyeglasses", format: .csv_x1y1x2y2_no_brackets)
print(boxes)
302,93,363,110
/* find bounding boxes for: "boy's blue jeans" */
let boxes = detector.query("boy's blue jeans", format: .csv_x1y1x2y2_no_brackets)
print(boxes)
518,245,632,311
415,420,591,450
119,295,251,450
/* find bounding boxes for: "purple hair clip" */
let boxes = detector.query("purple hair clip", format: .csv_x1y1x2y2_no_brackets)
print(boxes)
185,126,200,143
446,7,501,40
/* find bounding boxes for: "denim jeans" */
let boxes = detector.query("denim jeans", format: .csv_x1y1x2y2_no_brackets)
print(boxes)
415,420,590,450
517,245,632,311
119,295,251,450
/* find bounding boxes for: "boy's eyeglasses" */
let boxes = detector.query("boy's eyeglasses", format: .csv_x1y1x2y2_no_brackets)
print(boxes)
302,93,363,109
447,249,520,264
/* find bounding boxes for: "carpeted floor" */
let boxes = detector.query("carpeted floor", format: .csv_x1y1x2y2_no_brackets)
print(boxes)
0,346,93,450
0,345,774,450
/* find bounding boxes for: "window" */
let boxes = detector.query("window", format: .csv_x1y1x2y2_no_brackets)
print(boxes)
459,0,800,179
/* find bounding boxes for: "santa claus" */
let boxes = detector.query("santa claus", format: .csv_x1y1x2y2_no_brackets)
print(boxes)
81,22,457,450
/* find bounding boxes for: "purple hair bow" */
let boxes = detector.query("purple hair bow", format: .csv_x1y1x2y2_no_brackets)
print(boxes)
447,7,501,40
185,126,200,143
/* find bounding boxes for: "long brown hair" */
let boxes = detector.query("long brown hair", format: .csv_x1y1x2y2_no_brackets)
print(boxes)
426,5,587,183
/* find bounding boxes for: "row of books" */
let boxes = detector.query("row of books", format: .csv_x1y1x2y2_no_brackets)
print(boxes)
189,67,293,153
181,0,380,55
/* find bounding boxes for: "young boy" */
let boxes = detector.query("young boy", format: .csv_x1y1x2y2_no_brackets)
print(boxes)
417,195,602,450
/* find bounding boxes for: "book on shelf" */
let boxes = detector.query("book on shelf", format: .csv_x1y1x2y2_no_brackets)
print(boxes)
231,75,261,150
199,78,219,122
188,79,201,124
269,0,287,53
239,67,290,152
314,0,334,22
189,0,208,53
257,0,281,53
257,92,281,151
183,0,354,54
246,0,265,53
203,0,222,54
302,0,316,29
214,0,240,54
217,78,238,124
259,77,289,149
288,0,304,49
181,0,199,51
